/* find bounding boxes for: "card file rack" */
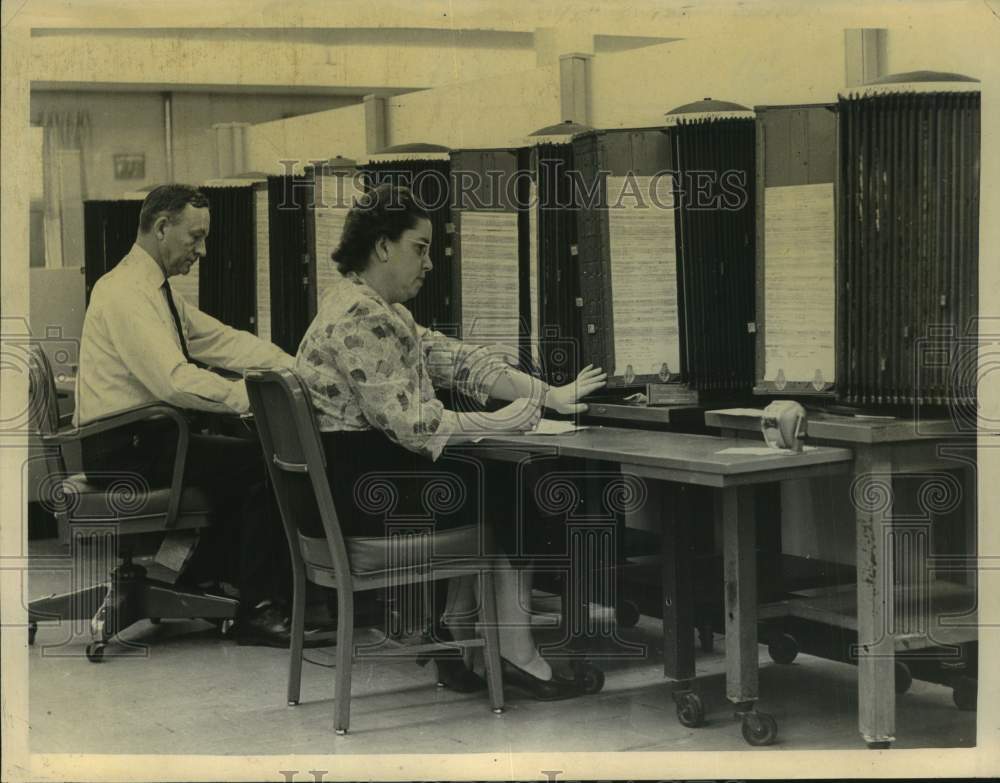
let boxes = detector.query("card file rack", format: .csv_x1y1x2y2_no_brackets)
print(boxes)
668,115,757,394
837,76,980,408
753,103,838,397
448,147,527,364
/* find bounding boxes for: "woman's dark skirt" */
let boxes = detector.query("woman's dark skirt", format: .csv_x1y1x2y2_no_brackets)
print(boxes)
320,429,594,561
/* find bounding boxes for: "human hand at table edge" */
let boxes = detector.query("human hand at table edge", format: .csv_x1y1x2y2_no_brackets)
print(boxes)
546,365,607,414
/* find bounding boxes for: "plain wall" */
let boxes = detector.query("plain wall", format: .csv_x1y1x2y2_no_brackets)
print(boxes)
246,102,368,173
245,64,561,159
590,28,846,128
386,65,560,148
171,92,358,183
30,90,355,199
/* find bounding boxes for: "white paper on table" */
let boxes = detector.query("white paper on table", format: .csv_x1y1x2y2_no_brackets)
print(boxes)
716,445,818,456
710,408,767,418
468,420,588,443
526,419,589,436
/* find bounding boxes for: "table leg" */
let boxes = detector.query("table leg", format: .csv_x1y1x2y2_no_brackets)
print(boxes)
661,483,702,727
661,483,695,681
854,445,896,748
721,484,779,746
722,485,758,706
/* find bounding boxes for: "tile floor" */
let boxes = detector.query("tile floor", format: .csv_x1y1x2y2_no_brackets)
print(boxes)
25,539,976,756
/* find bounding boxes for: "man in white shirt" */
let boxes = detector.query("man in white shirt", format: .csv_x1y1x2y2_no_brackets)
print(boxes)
77,184,312,647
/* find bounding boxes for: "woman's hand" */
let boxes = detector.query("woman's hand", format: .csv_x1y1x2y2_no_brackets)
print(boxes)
546,365,607,414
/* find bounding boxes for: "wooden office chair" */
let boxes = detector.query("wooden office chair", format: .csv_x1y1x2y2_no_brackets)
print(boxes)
244,368,504,735
25,344,238,661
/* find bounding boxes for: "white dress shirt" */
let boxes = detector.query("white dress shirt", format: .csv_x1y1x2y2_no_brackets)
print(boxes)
75,244,294,425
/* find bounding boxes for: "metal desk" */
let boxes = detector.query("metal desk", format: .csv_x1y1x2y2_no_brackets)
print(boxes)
705,410,978,748
458,425,852,745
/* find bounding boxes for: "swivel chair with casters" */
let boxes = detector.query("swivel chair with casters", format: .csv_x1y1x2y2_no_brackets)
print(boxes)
25,344,238,661
245,368,505,735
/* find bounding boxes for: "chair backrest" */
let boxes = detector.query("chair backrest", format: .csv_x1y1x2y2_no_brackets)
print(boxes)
27,344,68,478
244,368,355,589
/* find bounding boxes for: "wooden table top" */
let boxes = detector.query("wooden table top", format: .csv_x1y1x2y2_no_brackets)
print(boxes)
704,409,969,444
458,425,853,487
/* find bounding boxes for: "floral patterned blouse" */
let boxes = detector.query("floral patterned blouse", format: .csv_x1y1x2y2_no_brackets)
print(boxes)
295,272,514,461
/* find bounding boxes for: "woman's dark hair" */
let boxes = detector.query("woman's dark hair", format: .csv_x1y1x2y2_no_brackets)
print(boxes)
139,184,210,233
332,184,430,273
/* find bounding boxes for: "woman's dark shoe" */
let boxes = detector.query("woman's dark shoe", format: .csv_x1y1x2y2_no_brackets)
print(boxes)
416,622,487,693
427,657,487,693
235,600,335,649
500,658,585,701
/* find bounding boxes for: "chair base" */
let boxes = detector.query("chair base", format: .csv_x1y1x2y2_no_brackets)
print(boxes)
28,559,238,654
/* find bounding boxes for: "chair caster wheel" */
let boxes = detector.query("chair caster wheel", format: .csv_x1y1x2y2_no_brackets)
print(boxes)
215,618,235,637
895,662,913,694
867,741,892,750
492,707,505,715
952,676,977,711
288,700,299,707
149,617,161,625
741,711,778,746
570,661,605,694
335,728,347,736
28,622,37,646
767,633,799,665
86,642,106,663
616,600,641,629
674,691,706,728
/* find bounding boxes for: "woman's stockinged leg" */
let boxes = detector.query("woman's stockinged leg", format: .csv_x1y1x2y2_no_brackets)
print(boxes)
496,563,554,680
440,559,551,677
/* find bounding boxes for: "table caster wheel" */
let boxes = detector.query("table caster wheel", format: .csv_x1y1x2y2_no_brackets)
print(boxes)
149,617,161,625
867,741,891,750
767,633,798,665
895,662,912,694
952,676,977,711
28,621,37,646
570,661,605,694
86,642,106,663
616,600,641,629
674,691,705,728
741,711,778,746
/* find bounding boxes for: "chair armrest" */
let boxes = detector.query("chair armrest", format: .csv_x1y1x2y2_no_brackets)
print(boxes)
42,403,191,445
42,403,191,530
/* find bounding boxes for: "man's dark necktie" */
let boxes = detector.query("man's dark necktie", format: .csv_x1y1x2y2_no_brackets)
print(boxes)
162,280,192,362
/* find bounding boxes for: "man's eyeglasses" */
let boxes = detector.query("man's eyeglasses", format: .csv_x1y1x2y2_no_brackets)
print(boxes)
403,239,432,259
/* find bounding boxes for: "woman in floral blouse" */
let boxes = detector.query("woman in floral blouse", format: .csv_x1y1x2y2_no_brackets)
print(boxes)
296,184,606,701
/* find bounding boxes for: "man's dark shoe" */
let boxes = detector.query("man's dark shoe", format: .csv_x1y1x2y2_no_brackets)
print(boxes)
235,601,335,649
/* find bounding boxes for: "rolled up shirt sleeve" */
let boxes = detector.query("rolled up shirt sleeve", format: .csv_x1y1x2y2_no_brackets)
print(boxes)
326,311,459,460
